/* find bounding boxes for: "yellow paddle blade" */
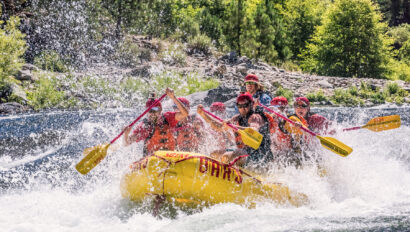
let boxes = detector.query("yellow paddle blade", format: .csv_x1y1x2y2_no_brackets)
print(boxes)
75,143,110,175
317,136,353,157
364,115,401,132
238,128,263,150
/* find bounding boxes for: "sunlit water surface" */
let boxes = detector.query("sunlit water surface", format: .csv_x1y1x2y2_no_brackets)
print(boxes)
0,106,409,232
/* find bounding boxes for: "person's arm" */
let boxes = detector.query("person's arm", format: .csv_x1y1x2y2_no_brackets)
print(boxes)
166,88,188,121
236,114,264,132
197,104,224,132
123,123,149,146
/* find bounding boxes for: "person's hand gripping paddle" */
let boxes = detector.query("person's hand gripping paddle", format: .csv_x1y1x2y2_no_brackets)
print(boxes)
75,93,167,175
202,109,263,150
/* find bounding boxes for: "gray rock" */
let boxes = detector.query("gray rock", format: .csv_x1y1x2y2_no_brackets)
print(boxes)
21,63,39,72
16,69,36,81
204,85,240,106
185,90,209,108
318,79,333,88
236,65,248,76
0,102,29,114
10,83,28,102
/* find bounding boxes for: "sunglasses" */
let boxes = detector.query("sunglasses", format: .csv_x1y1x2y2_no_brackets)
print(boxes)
273,105,287,110
245,82,256,85
294,103,308,108
149,107,160,113
237,102,251,109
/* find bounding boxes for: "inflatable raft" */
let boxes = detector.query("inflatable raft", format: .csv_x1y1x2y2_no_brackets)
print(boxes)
120,151,307,207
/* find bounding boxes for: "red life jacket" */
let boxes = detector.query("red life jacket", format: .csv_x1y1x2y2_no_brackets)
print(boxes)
174,115,203,152
269,115,292,151
143,116,176,155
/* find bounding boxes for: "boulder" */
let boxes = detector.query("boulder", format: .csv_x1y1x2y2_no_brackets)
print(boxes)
0,102,29,114
204,85,240,106
318,79,333,88
10,83,28,103
15,64,39,82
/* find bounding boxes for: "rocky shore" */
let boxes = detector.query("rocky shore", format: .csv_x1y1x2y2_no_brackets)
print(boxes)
1,37,409,114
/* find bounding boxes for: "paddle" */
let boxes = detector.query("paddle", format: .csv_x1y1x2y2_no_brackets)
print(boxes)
75,93,167,175
259,104,353,157
201,108,263,150
343,115,401,132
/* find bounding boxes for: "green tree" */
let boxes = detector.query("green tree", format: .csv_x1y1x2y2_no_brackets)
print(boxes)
0,9,27,82
253,0,279,62
283,0,330,60
300,0,392,78
223,0,245,55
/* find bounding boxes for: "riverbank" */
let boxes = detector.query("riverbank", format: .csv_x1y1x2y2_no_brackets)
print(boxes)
1,37,409,114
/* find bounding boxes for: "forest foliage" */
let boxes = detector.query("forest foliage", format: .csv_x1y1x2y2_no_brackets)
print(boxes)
0,0,409,81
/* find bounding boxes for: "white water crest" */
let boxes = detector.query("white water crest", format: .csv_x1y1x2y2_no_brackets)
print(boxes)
0,107,409,231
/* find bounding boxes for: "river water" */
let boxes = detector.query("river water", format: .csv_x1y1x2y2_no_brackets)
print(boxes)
0,106,409,231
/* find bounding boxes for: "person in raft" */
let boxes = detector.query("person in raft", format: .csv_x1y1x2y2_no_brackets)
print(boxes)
285,96,335,166
173,97,205,153
289,97,334,135
243,74,272,108
197,92,273,168
268,97,293,155
123,88,189,156
200,102,235,154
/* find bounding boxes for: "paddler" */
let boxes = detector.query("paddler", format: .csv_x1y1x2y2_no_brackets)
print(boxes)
244,74,272,108
173,97,205,152
123,88,189,156
198,92,273,167
268,97,293,155
289,97,334,135
283,96,334,167
199,102,235,154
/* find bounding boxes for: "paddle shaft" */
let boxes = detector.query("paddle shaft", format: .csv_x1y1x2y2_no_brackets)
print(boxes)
109,93,167,144
259,104,316,136
342,126,362,132
202,108,238,131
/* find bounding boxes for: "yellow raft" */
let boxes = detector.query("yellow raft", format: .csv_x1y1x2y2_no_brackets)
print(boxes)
120,151,307,207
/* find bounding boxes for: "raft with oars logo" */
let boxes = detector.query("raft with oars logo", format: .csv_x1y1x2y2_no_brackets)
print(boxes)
120,151,308,207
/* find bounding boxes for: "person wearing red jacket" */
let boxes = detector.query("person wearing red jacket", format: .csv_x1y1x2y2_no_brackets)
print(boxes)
173,97,204,152
123,88,189,156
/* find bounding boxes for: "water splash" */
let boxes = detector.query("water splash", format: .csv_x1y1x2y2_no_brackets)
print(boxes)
0,106,409,231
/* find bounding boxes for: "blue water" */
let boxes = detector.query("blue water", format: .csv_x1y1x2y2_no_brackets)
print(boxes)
0,106,409,231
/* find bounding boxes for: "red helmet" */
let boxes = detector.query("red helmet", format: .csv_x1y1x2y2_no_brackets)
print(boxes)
271,96,288,106
236,92,253,103
244,74,259,84
145,98,162,110
210,102,226,112
295,97,310,106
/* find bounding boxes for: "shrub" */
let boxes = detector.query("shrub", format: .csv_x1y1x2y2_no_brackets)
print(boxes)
0,15,27,82
27,76,65,110
386,82,399,95
34,50,68,72
331,88,363,106
149,71,219,96
114,36,142,67
387,59,410,82
275,87,294,102
159,43,186,66
187,34,213,55
306,89,328,102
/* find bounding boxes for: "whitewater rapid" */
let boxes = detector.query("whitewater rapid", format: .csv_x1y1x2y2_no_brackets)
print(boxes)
0,106,409,231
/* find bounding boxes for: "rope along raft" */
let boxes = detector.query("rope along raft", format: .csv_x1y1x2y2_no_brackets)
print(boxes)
120,151,308,207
